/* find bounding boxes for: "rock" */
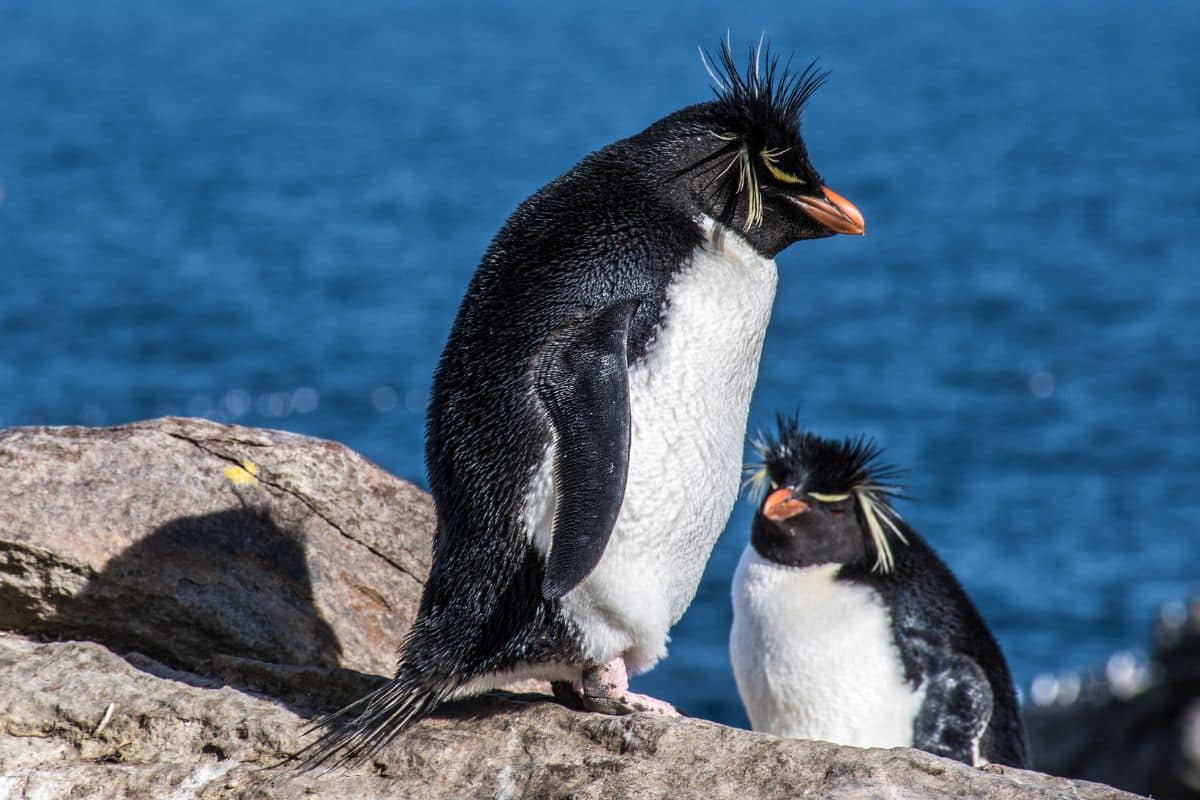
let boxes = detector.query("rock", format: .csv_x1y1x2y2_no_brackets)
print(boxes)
1026,599,1200,800
0,419,1139,799
0,632,1133,799
0,417,432,689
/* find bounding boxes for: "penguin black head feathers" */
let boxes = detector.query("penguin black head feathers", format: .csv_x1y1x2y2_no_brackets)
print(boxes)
747,416,908,573
623,39,864,257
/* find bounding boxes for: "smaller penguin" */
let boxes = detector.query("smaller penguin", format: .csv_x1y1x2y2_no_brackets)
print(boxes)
730,418,1029,767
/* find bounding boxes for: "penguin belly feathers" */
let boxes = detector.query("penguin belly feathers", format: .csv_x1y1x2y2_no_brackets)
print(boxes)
300,43,866,766
731,421,1029,768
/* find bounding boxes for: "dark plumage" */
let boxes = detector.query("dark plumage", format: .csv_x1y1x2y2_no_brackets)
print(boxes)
300,41,866,768
734,421,1030,768
754,414,902,499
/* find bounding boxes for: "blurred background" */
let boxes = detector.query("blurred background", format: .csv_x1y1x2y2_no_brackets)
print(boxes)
1,0,1197,744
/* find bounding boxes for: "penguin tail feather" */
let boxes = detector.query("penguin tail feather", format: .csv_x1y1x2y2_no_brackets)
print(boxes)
290,668,453,771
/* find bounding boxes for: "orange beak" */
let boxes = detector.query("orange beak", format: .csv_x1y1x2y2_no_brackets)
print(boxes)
792,185,866,235
763,488,810,522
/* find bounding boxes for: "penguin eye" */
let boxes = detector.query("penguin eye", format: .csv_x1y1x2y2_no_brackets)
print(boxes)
827,503,852,517
760,148,806,185
809,491,852,518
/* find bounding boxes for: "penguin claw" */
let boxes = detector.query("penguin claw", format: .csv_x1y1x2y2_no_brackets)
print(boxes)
580,688,681,717
580,694,634,716
606,692,681,717
577,659,682,717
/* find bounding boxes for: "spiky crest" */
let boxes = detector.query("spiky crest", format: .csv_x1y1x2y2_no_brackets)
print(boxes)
745,414,909,573
690,37,828,231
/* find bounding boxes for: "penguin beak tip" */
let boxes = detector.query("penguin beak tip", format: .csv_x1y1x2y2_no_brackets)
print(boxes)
763,488,810,522
793,185,865,236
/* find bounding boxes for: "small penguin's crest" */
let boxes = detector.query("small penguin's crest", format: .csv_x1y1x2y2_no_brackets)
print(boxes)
745,415,909,573
692,38,828,231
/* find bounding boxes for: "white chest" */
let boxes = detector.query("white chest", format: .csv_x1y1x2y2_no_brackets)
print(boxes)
525,222,777,673
730,547,926,746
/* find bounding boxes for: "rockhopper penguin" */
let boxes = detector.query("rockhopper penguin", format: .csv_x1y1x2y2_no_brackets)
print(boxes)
731,419,1029,767
302,43,866,766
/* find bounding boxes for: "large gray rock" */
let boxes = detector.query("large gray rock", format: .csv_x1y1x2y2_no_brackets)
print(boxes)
0,417,432,684
0,633,1133,799
0,419,1139,799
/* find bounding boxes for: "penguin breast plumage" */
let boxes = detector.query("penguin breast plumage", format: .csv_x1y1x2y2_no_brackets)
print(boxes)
526,218,777,674
731,547,926,744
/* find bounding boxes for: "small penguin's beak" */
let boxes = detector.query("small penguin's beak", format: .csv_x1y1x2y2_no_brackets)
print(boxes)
763,488,810,522
793,186,866,235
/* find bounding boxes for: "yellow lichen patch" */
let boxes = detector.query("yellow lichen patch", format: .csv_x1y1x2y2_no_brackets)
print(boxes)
224,459,259,486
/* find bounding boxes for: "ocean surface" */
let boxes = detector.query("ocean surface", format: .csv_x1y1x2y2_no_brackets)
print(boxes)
2,0,1197,727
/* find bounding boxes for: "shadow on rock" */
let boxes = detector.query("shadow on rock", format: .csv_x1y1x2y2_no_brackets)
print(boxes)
46,507,370,713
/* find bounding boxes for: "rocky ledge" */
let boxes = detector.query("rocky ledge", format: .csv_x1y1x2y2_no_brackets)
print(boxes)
0,418,1138,799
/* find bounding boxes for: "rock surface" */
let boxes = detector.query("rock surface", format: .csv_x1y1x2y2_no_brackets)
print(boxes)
0,418,1140,799
0,417,431,685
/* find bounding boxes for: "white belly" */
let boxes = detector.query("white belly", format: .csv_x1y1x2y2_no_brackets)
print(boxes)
524,220,777,675
730,547,926,746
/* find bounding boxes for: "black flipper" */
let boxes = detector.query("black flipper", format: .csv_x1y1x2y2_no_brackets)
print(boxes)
536,300,638,600
912,652,994,766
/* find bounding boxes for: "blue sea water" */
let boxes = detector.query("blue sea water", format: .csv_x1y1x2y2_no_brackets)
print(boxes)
1,0,1197,728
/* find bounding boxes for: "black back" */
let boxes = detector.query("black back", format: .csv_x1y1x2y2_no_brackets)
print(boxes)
421,44,845,681
837,522,1030,767
419,146,701,679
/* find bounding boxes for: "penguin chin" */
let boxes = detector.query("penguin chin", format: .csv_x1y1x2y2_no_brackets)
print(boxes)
689,188,833,256
724,204,850,258
750,514,867,569
722,211,831,259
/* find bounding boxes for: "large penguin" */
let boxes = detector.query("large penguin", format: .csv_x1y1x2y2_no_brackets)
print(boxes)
303,43,865,765
731,420,1029,767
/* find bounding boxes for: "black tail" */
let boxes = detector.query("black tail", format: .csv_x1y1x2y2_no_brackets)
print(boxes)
293,665,453,770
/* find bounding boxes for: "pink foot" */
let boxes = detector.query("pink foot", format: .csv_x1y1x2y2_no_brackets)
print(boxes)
580,658,681,717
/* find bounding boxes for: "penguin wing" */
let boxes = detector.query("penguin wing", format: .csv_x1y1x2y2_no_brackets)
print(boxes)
911,651,994,766
535,299,639,600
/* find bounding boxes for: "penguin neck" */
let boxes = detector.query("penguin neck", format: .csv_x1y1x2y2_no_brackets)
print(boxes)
697,215,773,268
750,515,868,570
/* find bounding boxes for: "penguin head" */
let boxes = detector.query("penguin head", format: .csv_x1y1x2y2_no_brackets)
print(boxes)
631,40,864,257
747,417,907,572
